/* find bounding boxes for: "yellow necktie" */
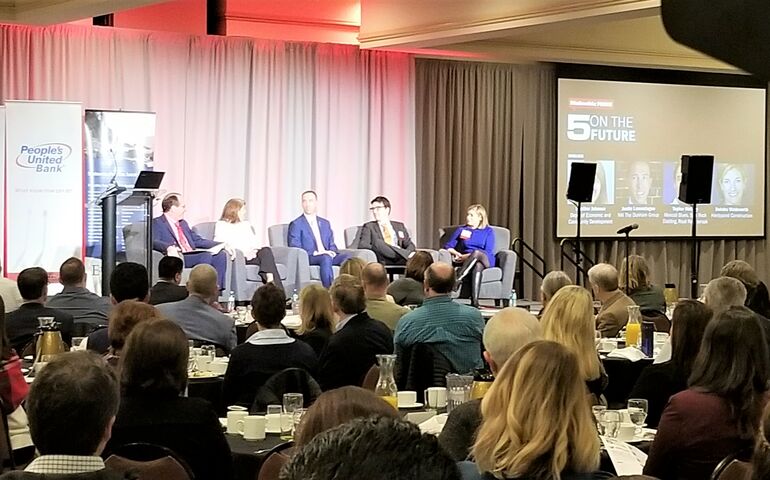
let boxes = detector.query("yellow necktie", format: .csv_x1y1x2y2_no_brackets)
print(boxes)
382,224,394,245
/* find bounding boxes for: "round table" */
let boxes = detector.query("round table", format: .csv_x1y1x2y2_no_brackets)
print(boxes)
601,356,654,409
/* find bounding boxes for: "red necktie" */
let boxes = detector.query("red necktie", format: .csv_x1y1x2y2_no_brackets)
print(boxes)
176,222,193,252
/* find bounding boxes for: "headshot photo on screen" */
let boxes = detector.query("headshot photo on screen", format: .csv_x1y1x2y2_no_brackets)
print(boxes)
626,160,654,205
718,164,750,206
663,162,683,205
591,161,615,204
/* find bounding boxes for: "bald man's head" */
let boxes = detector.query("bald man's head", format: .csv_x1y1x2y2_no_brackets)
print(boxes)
483,307,542,374
425,263,455,296
362,262,389,297
187,264,218,301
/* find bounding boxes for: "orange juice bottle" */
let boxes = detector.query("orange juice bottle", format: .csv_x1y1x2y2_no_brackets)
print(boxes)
626,305,642,348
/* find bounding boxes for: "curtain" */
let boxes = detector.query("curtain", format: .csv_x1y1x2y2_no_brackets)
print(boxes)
416,58,770,298
0,24,416,247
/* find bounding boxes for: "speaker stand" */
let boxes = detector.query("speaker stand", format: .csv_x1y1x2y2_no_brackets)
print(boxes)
575,201,583,286
690,202,699,299
623,230,631,295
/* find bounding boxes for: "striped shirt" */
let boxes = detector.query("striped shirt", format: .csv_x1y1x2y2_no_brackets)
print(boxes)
394,295,485,373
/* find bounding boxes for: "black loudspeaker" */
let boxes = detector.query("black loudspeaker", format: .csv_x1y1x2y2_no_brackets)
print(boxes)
678,155,714,204
567,163,597,202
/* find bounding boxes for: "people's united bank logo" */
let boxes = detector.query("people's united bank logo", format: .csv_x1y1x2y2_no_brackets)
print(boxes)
15,143,72,172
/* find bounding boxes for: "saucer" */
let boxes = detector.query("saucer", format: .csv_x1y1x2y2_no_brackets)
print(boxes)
398,402,424,409
189,371,219,379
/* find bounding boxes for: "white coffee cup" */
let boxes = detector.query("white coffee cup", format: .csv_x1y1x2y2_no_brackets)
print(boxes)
397,391,417,407
195,355,212,371
241,415,267,440
265,413,281,432
209,360,228,375
599,339,618,352
226,411,248,434
424,387,447,408
616,423,637,442
227,405,248,412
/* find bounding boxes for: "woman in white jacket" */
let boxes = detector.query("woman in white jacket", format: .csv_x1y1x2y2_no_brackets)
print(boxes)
214,198,283,293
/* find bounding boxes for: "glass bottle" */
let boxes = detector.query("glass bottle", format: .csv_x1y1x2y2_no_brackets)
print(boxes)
374,354,398,409
626,305,642,348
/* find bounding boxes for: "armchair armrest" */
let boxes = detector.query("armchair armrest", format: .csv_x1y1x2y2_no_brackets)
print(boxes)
437,249,454,265
496,249,517,294
271,246,302,292
341,249,377,263
417,248,440,263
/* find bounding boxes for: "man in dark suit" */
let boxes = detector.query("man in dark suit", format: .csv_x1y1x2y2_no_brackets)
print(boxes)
152,193,229,291
357,196,416,265
317,274,393,390
149,256,188,306
288,190,348,288
46,257,112,329
7,267,74,354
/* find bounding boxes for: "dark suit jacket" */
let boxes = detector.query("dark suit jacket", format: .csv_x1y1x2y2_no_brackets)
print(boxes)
287,215,338,255
149,281,189,305
357,220,416,264
317,312,394,390
152,215,218,253
6,303,74,353
106,395,232,480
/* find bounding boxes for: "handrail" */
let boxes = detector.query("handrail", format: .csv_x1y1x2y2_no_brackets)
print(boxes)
511,238,547,299
560,239,596,282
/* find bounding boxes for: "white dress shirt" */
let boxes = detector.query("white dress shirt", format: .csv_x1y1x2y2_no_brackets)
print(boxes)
245,328,295,346
304,213,326,253
214,220,259,259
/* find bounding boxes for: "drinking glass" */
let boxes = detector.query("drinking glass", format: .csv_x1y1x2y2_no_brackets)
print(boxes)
591,405,607,435
627,398,649,436
283,393,304,414
236,306,248,323
594,330,602,350
279,412,294,440
292,408,307,437
201,344,216,362
266,405,282,416
601,411,621,438
445,374,473,414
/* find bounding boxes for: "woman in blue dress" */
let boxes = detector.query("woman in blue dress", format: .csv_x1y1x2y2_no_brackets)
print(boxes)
444,204,495,307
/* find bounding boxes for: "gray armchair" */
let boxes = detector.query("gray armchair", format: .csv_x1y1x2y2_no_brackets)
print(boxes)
269,224,376,287
438,225,517,306
192,222,299,301
344,226,441,263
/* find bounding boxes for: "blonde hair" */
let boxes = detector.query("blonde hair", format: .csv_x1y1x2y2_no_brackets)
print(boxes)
339,257,367,282
619,255,651,291
472,341,600,479
298,284,336,335
467,204,489,228
721,260,760,289
541,286,600,380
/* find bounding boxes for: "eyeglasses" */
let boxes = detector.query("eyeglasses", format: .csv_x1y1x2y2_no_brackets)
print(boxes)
369,206,386,211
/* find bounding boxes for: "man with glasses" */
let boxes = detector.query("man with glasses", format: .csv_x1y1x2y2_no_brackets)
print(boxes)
357,196,416,265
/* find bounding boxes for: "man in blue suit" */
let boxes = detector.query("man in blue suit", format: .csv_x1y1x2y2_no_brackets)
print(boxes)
288,191,347,288
152,194,229,291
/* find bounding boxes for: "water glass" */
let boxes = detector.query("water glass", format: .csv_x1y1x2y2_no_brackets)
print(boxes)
283,393,304,414
292,408,307,437
591,405,607,435
601,411,621,438
266,405,282,416
279,412,294,440
627,398,649,435
201,344,216,361
236,306,248,323
445,374,473,414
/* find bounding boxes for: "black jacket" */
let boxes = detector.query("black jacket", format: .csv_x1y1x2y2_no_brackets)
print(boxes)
6,303,74,354
148,282,188,306
357,221,415,264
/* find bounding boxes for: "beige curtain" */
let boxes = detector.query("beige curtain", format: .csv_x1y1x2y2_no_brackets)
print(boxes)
415,58,770,298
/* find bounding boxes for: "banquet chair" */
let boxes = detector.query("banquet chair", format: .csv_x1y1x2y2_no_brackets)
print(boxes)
257,442,295,480
641,309,671,333
438,225,517,306
395,343,454,403
711,453,753,480
192,222,300,301
361,365,379,391
106,443,194,480
344,226,441,263
251,368,321,414
268,224,376,287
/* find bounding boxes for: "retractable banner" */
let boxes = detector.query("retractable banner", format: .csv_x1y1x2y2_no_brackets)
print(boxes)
4,101,83,279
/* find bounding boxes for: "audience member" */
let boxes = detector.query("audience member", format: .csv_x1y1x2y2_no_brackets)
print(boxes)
223,284,317,407
439,307,542,461
362,263,409,331
387,250,433,306
619,255,666,314
339,257,367,282
152,193,228,290
444,204,495,307
106,319,232,480
87,262,150,355
629,300,713,428
588,263,635,337
294,386,399,447
0,351,124,479
215,198,283,292
357,196,416,265
0,262,22,313
288,190,348,288
460,341,609,480
396,263,484,373
644,306,770,480
703,276,747,317
47,257,111,328
540,270,572,312
281,416,460,480
751,403,770,480
157,264,236,353
6,267,74,354
295,284,335,357
542,286,607,404
317,275,393,390
148,256,188,305
721,259,770,319
104,301,164,366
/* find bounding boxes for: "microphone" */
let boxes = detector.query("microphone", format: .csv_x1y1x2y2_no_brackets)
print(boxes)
617,224,639,235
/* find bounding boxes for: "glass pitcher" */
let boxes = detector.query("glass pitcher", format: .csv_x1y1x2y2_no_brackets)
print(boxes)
374,354,398,409
626,305,642,348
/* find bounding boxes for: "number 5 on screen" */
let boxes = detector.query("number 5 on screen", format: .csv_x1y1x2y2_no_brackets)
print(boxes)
567,114,591,141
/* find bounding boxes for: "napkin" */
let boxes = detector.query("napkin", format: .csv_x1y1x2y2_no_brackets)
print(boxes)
601,437,647,475
607,347,648,362
418,413,447,435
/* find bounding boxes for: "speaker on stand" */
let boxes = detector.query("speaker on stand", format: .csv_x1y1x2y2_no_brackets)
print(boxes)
567,162,597,286
678,155,714,299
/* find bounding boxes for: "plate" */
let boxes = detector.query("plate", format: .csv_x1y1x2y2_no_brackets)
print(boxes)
189,371,220,379
398,402,424,409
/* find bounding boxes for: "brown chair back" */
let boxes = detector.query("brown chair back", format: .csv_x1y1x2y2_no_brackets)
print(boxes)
361,365,379,391
642,310,671,333
257,451,293,480
105,455,192,480
711,457,752,480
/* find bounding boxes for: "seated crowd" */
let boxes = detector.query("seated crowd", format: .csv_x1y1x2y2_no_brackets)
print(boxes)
3,248,770,480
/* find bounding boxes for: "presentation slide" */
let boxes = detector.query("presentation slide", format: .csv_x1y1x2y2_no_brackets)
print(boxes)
556,78,766,238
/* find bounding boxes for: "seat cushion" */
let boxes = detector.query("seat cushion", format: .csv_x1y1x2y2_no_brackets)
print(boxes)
309,266,340,282
480,267,502,283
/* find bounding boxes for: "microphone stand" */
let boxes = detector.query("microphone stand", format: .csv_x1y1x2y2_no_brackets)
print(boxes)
624,229,631,295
